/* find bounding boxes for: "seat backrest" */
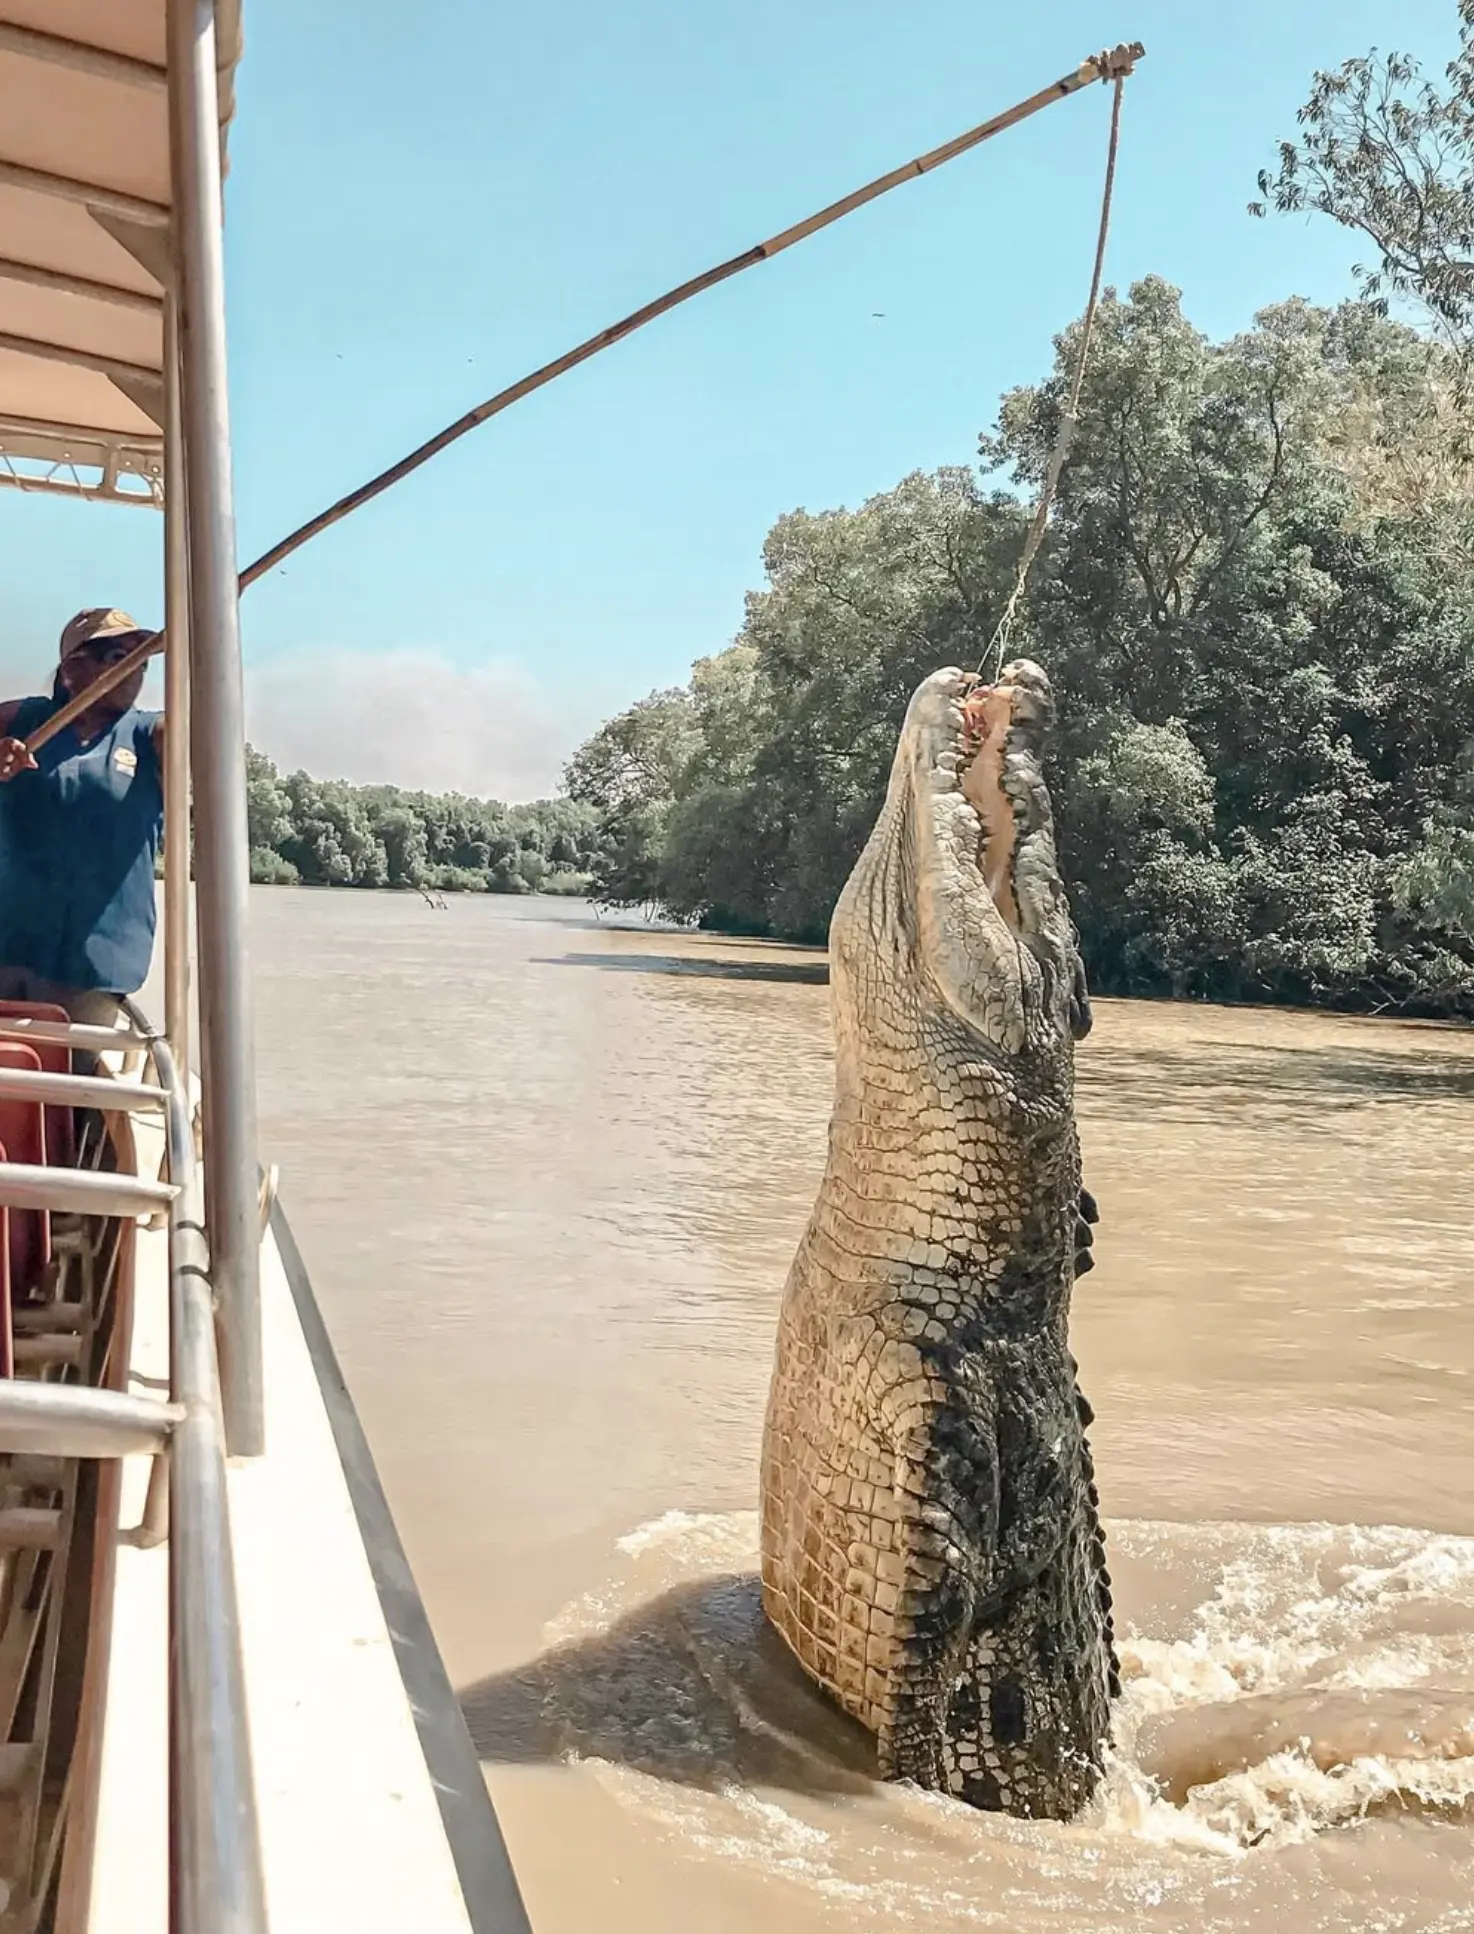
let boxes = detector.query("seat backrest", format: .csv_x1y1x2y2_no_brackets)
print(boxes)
0,1042,50,1300
0,998,76,1167
0,997,71,1046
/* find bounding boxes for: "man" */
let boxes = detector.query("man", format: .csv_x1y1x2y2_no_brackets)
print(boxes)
0,608,164,1026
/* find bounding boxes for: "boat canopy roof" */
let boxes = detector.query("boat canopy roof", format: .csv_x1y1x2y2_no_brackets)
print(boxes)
0,2,242,506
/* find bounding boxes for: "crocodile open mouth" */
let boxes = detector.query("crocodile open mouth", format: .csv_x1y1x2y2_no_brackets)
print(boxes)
958,676,1021,933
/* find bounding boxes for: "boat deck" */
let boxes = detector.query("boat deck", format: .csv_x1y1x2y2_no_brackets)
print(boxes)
91,1096,481,1932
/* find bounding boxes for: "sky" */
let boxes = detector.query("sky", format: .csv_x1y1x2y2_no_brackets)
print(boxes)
0,0,1461,797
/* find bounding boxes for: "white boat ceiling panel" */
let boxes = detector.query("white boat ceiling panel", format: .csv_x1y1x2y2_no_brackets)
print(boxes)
0,0,166,67
0,274,163,369
0,2,242,499
0,185,162,294
0,48,169,206
0,348,160,437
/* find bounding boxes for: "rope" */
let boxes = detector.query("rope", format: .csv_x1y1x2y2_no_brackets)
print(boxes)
982,68,1127,680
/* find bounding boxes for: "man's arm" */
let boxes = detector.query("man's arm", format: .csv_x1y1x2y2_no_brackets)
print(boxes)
0,701,36,783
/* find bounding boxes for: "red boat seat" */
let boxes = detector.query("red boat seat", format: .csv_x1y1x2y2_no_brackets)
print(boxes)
0,999,76,1167
0,1043,49,1300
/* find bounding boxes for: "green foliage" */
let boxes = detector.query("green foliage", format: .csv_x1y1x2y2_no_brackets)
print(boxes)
567,278,1474,1015
248,848,301,886
241,753,602,897
1252,5,1474,356
563,688,699,910
1393,819,1474,941
244,746,293,854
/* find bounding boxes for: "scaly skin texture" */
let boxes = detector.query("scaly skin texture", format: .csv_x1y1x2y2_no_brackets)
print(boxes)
758,661,1117,1819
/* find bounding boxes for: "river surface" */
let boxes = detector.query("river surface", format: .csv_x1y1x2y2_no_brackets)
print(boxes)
237,889,1474,1932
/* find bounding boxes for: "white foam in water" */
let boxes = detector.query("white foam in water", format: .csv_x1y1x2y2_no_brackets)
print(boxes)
614,1508,747,1559
537,1512,1474,1930
1100,1522,1474,1853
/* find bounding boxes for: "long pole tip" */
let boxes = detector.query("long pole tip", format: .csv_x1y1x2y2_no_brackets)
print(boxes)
1094,41,1145,81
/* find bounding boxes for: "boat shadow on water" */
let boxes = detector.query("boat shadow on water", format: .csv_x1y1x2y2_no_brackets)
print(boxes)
537,953,831,985
459,1570,879,1797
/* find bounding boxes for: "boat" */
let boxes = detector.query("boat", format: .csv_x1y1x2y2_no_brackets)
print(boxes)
0,8,531,1928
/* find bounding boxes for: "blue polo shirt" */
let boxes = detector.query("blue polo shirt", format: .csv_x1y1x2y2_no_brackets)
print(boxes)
0,695,164,993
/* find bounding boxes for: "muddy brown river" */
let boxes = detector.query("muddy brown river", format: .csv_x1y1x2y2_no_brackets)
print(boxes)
231,889,1474,1932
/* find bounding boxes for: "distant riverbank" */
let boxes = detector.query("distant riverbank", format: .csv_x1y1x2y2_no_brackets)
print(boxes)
247,866,592,898
241,743,602,898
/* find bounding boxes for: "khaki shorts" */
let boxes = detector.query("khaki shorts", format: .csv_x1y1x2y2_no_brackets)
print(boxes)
0,966,124,1029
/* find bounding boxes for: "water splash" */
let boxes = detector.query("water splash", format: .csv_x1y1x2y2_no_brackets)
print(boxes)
513,1511,1474,1931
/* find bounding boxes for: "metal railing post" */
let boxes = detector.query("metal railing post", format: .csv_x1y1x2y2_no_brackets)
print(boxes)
163,295,192,1090
147,1020,267,1933
166,0,263,1457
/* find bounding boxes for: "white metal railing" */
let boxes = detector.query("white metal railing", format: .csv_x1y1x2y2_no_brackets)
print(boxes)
0,1381,183,1459
0,1163,175,1218
0,1015,150,1057
0,1007,267,1930
131,1009,269,1930
0,1066,168,1112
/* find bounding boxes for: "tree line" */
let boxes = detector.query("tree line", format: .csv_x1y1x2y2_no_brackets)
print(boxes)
562,13,1474,1015
243,747,602,896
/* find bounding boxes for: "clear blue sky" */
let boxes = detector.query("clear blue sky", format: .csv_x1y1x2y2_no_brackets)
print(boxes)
0,0,1459,796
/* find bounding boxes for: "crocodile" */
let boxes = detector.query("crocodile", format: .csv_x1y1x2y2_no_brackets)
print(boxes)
758,659,1116,1820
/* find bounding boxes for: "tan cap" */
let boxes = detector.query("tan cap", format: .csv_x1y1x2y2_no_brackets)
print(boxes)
59,608,145,660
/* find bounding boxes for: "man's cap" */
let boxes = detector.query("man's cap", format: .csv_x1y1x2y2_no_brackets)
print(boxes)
59,608,146,660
